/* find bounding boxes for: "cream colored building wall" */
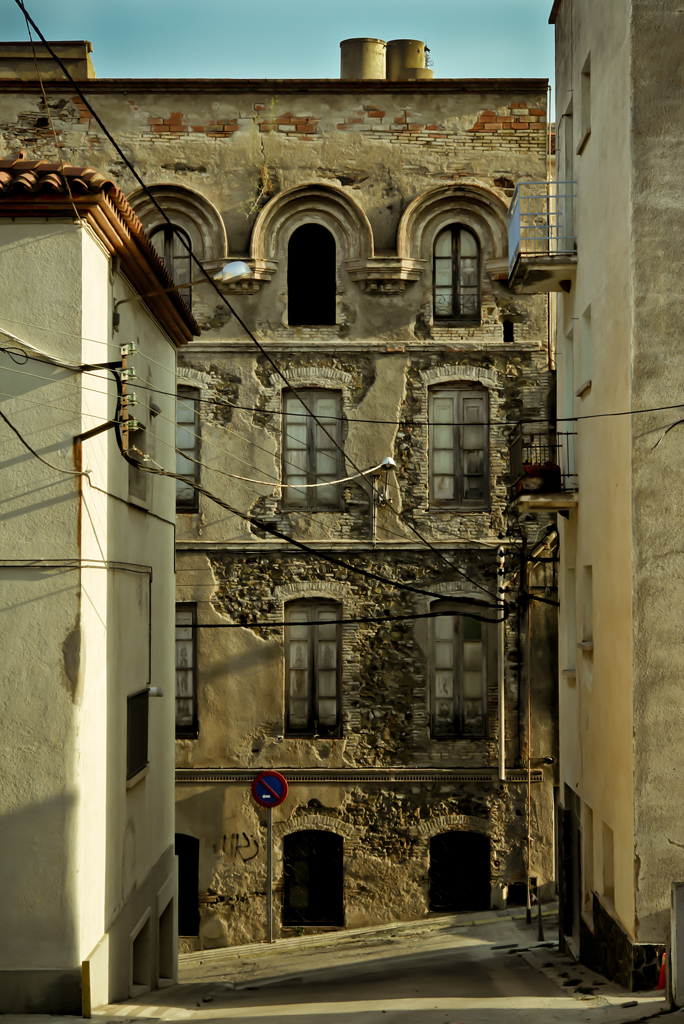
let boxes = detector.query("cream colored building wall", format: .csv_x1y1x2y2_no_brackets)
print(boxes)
555,0,635,936
629,0,684,942
0,222,85,969
0,220,178,1004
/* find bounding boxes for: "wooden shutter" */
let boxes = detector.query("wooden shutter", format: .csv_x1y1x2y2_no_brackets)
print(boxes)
287,607,311,730
312,393,341,507
430,388,488,508
458,391,488,507
283,391,341,508
175,606,195,730
315,606,339,727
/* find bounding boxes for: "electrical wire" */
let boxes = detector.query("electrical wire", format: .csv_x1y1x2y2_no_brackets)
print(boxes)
9,9,501,602
22,13,82,225
0,352,505,570
5,323,684,429
0,380,429,552
186,608,500,629
0,407,89,477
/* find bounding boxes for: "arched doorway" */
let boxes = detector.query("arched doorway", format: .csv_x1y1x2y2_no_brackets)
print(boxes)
283,829,343,926
175,833,200,936
429,830,491,912
287,224,336,326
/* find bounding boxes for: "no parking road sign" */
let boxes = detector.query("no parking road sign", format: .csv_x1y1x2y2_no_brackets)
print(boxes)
252,770,288,809
252,771,288,943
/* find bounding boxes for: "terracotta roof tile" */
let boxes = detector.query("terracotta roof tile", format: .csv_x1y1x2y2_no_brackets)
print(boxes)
0,159,199,342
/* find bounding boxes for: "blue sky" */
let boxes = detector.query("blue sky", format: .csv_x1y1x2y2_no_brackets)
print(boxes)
5,0,554,82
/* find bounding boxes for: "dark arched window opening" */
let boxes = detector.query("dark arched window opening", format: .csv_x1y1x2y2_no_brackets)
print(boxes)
288,224,336,326
283,830,343,926
503,320,515,343
433,225,480,323
175,833,200,936
150,224,193,309
429,831,491,911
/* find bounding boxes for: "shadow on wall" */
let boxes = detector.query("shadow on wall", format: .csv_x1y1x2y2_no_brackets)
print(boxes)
0,791,81,1014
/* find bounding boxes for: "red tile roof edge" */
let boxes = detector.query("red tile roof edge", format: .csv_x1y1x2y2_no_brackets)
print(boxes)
0,159,200,343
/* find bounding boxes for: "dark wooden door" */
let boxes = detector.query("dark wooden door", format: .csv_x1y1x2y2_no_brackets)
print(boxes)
429,831,491,912
283,830,343,926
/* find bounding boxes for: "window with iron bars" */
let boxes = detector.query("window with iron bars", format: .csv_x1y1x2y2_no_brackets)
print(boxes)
433,225,480,323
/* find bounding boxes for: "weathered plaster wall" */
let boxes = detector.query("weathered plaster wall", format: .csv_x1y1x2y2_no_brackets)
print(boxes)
0,75,557,949
630,0,684,943
552,0,684,984
0,220,178,1007
175,778,551,948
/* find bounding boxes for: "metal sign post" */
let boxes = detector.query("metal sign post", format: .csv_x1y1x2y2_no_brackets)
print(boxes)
251,770,288,944
266,807,273,943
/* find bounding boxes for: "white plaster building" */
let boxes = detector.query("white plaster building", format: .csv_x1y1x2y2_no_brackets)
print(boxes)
508,0,684,990
1,39,560,953
0,160,198,1012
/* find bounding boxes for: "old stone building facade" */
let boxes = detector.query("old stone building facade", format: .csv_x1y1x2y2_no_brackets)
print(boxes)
2,40,559,948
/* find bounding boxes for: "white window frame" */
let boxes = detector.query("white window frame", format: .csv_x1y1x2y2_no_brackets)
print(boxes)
176,387,200,513
175,604,197,737
429,387,489,509
282,390,343,510
433,224,481,323
285,600,342,737
430,602,491,739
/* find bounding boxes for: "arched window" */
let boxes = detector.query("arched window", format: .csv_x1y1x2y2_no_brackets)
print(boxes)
433,225,480,322
429,831,491,911
150,224,193,308
283,830,343,925
288,224,336,326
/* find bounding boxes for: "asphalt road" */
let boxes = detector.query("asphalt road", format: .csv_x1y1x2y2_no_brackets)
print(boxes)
2,909,671,1024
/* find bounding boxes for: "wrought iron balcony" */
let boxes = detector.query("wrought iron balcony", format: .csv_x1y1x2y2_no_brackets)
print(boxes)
508,181,577,293
509,425,577,509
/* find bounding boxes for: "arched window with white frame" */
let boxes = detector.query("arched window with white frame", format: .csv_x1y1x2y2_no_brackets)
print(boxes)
433,225,480,323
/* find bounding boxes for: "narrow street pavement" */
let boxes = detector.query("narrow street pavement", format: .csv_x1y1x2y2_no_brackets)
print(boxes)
3,908,676,1024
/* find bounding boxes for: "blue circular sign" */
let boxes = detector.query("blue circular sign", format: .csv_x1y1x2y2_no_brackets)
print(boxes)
252,770,288,808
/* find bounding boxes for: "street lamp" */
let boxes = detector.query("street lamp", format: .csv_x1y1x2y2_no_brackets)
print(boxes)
113,260,253,329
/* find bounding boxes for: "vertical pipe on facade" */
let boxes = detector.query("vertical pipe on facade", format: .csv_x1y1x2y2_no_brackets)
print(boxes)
498,546,506,781
526,565,533,924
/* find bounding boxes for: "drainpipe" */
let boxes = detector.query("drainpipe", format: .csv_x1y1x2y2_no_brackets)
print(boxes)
497,545,506,782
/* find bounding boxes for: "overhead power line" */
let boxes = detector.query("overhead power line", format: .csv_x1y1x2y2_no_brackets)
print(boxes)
9,7,501,601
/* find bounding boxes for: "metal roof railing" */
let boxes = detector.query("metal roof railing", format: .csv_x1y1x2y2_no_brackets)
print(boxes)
508,180,577,276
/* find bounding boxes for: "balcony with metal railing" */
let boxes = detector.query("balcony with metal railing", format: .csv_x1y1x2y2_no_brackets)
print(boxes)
508,181,577,293
509,424,578,509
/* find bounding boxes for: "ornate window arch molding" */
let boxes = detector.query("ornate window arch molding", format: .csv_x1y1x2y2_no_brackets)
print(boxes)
263,367,353,415
274,815,360,847
416,813,494,839
275,580,349,605
398,183,510,279
420,365,501,391
127,184,227,265
252,182,373,264
251,183,422,293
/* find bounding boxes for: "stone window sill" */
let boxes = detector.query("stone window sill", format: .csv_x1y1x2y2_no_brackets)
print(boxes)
126,764,149,789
